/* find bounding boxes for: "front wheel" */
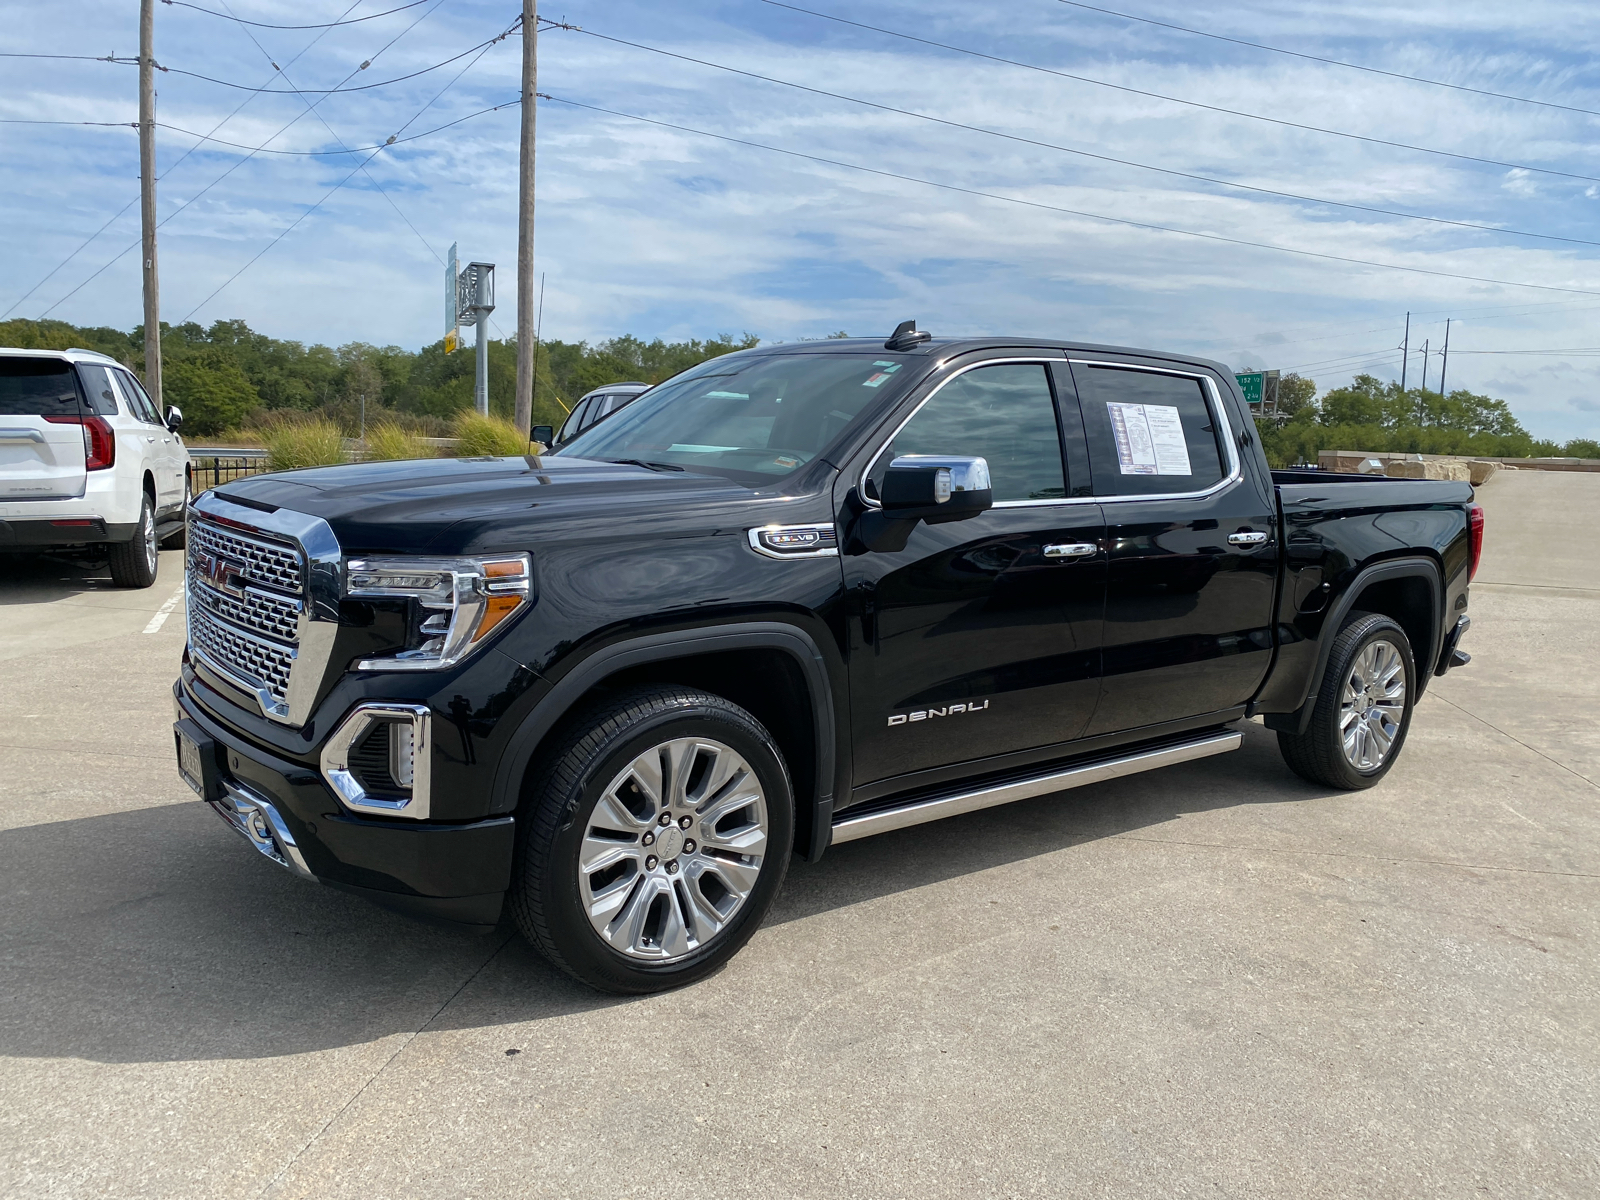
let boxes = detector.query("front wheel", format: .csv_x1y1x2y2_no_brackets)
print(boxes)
1278,612,1415,789
510,686,794,993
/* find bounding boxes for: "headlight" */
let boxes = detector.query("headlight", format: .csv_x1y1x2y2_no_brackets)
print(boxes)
347,553,531,671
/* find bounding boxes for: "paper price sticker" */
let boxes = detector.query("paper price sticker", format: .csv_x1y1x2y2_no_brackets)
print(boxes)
1107,402,1192,476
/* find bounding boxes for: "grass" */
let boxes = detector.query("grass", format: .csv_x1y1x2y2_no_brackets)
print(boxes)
453,411,530,458
263,420,346,471
364,423,435,461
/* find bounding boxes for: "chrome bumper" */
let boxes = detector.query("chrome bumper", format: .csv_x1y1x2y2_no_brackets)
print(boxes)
209,779,315,879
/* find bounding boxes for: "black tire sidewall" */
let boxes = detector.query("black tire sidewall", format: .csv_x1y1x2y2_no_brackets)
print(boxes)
533,698,794,992
1317,615,1416,788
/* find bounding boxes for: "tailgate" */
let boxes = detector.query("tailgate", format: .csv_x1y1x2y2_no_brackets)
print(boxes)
0,358,88,500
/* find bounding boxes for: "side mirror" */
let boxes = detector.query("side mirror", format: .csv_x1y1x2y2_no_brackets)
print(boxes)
880,455,992,523
164,405,183,433
531,425,554,450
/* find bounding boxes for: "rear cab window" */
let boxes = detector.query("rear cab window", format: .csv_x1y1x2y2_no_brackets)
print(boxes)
1071,364,1228,496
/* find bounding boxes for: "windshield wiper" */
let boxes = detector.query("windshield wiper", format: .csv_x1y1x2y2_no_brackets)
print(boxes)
605,458,686,472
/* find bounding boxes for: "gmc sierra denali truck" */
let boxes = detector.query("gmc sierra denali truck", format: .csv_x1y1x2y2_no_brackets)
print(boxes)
173,324,1481,993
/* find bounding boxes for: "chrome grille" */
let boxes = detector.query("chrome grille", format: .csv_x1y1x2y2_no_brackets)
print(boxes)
190,580,301,643
190,519,303,594
189,606,295,700
188,515,304,710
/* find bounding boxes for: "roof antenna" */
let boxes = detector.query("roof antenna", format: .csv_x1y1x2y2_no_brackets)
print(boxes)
885,319,931,351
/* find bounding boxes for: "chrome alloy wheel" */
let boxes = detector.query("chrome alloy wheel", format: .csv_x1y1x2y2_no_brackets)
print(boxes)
141,505,158,574
578,737,769,963
1339,638,1407,771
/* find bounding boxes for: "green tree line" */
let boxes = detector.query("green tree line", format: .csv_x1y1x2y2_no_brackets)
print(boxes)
1254,371,1598,467
0,317,758,437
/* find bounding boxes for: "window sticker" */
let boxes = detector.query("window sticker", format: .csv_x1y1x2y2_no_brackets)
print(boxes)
1106,402,1193,476
862,361,903,388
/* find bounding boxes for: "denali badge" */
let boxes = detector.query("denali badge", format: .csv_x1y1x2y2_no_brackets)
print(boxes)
194,550,248,598
888,699,989,727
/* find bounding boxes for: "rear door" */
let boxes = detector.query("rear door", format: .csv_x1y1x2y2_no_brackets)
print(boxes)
1065,359,1278,735
0,357,87,501
114,368,181,507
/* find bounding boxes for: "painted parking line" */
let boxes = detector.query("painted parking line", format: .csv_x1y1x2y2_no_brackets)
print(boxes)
143,585,185,634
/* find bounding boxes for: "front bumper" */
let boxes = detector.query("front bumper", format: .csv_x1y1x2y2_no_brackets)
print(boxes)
174,683,516,931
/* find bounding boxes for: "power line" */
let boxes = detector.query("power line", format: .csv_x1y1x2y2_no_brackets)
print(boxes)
759,1,1599,189
178,30,511,321
34,0,450,320
1450,346,1600,355
1054,0,1600,120
160,0,430,29
155,100,517,155
151,31,509,95
0,119,136,127
541,94,1600,298
4,2,372,320
553,24,1600,249
0,52,132,61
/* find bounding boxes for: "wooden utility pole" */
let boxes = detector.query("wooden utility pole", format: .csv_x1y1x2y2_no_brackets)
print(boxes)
1400,311,1409,392
1439,318,1451,398
139,0,162,402
513,0,537,434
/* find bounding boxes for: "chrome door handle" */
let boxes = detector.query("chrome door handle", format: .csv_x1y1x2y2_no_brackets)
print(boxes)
146,435,156,443
1044,542,1098,558
1227,531,1269,546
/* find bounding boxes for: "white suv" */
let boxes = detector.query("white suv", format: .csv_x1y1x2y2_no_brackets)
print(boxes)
0,347,191,588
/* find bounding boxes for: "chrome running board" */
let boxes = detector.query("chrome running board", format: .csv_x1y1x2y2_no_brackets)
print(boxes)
831,729,1243,844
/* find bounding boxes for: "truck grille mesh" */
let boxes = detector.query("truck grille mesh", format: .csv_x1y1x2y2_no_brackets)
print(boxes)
189,581,301,643
190,519,303,593
189,606,295,701
188,516,305,707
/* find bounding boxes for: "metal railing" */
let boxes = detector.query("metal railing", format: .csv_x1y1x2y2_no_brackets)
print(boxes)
188,448,270,489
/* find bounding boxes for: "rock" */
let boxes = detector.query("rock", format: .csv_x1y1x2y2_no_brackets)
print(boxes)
1467,460,1501,486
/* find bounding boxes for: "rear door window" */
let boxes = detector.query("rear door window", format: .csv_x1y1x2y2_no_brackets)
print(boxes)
1071,365,1226,497
75,364,122,416
0,357,83,417
115,369,163,425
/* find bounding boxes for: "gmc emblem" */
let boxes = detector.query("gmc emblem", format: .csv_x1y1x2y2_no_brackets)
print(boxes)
194,550,247,598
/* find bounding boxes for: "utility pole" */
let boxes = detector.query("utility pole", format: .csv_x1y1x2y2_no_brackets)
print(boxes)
139,0,162,403
1420,337,1430,401
466,263,496,415
1400,311,1410,392
1439,319,1451,399
513,0,537,435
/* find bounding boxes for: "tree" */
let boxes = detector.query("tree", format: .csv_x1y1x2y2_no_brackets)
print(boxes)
162,349,260,434
1275,372,1316,418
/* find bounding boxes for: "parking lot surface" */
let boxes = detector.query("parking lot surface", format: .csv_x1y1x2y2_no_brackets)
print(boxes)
2,472,1596,1199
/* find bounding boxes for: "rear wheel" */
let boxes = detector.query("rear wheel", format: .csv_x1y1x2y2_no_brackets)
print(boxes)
1278,612,1415,789
510,686,793,993
108,493,159,589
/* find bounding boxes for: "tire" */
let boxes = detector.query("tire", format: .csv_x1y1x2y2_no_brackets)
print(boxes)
510,685,794,994
108,492,159,589
1278,612,1416,789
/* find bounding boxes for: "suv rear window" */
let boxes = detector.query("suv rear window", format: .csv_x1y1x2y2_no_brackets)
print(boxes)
0,357,85,417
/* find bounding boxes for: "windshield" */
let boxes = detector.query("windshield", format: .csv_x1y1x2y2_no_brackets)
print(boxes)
556,352,918,481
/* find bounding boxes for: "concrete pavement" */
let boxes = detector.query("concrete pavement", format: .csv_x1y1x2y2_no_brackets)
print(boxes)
1,474,1596,1199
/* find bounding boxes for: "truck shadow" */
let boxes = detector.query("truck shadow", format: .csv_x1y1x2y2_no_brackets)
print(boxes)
0,547,184,604
0,723,1326,1064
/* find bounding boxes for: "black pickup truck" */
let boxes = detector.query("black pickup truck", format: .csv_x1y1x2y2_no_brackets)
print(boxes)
173,325,1481,992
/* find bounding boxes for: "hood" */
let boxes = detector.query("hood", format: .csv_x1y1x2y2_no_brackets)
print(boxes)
213,454,757,554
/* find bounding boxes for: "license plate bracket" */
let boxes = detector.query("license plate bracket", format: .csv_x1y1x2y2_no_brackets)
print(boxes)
174,719,222,802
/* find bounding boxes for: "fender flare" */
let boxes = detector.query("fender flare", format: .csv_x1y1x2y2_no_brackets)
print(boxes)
1266,556,1442,736
490,621,839,859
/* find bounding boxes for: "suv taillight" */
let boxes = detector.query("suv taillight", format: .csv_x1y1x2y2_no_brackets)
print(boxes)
45,415,116,470
1467,502,1485,581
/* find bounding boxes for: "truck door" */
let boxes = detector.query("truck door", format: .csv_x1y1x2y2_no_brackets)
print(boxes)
0,357,88,501
841,358,1107,790
113,368,181,509
1064,359,1278,736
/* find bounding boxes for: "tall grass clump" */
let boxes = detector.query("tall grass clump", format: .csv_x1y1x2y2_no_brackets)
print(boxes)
264,420,345,471
453,410,529,457
364,423,434,461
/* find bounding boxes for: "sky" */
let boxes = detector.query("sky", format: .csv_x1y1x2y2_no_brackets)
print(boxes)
3,0,1598,441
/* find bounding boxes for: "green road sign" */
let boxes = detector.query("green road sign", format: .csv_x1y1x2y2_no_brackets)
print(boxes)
1235,371,1265,407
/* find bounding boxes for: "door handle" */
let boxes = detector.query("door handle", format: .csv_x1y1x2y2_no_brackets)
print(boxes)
146,435,156,443
1227,531,1269,546
1044,542,1098,558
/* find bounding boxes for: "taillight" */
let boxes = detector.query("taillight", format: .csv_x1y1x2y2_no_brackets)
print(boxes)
45,415,116,470
1467,502,1485,581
